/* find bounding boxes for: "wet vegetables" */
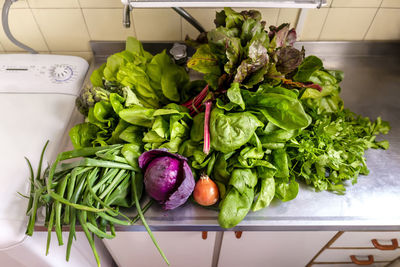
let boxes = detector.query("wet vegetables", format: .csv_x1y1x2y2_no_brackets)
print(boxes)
139,149,195,210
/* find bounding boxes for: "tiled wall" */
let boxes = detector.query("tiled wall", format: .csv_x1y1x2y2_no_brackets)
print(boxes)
300,0,400,40
0,0,399,62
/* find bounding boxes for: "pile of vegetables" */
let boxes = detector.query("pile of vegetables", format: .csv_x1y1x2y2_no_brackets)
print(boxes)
25,7,390,266
183,8,389,227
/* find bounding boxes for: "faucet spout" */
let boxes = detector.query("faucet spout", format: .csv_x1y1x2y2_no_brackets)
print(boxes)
123,4,131,28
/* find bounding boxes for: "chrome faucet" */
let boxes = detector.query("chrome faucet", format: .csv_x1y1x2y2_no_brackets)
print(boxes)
121,1,205,33
123,4,131,28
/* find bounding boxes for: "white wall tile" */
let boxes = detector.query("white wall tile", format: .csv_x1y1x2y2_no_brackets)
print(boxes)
27,0,79,8
299,8,329,40
331,0,382,7
320,8,377,40
50,51,93,63
132,8,181,41
277,8,300,27
0,9,48,52
32,9,91,51
79,0,123,8
181,8,219,40
381,0,400,7
0,0,28,8
259,8,280,27
1,4,400,51
83,9,135,40
324,0,333,7
365,8,400,39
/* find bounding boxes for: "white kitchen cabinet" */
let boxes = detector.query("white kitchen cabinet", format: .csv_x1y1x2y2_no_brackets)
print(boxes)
217,231,337,267
103,231,216,267
103,230,400,267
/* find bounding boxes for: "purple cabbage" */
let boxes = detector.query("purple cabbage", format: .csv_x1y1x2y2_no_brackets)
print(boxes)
139,149,195,210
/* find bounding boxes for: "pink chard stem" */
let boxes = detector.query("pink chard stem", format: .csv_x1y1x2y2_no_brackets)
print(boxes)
182,85,209,115
203,101,212,155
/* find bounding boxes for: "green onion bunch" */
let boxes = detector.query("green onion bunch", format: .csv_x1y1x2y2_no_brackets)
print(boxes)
24,141,168,267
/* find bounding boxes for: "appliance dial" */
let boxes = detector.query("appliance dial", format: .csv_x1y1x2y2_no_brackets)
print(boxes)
51,64,73,82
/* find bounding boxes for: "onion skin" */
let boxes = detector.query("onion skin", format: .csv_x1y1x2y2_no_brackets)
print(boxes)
193,175,219,206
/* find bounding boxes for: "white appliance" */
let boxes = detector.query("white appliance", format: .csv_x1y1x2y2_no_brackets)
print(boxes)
0,54,113,267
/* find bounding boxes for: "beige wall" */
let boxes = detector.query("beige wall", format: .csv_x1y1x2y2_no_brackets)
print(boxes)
0,0,399,62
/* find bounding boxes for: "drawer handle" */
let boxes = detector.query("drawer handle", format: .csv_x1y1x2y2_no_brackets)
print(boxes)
235,231,242,239
372,238,398,250
202,231,207,240
350,255,374,265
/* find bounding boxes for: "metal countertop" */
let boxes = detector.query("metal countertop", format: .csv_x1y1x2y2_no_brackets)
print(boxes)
87,41,400,231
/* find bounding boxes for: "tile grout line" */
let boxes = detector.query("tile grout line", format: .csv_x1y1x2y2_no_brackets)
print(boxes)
324,6,386,9
317,6,331,40
15,7,124,9
77,0,93,55
276,8,281,25
362,5,381,40
292,9,301,29
295,8,307,40
77,1,94,45
29,8,51,53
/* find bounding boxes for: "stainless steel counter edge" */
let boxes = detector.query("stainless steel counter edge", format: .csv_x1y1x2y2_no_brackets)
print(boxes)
34,223,400,232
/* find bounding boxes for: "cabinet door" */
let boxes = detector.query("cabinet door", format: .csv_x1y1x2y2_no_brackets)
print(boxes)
218,231,336,267
103,231,216,267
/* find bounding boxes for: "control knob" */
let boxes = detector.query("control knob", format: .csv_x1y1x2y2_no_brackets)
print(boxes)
51,64,73,82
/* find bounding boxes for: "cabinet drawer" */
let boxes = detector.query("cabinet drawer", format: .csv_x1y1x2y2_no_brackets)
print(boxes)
315,248,400,263
332,232,400,249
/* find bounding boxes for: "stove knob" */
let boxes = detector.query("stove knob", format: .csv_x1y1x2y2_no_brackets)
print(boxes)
51,65,73,82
